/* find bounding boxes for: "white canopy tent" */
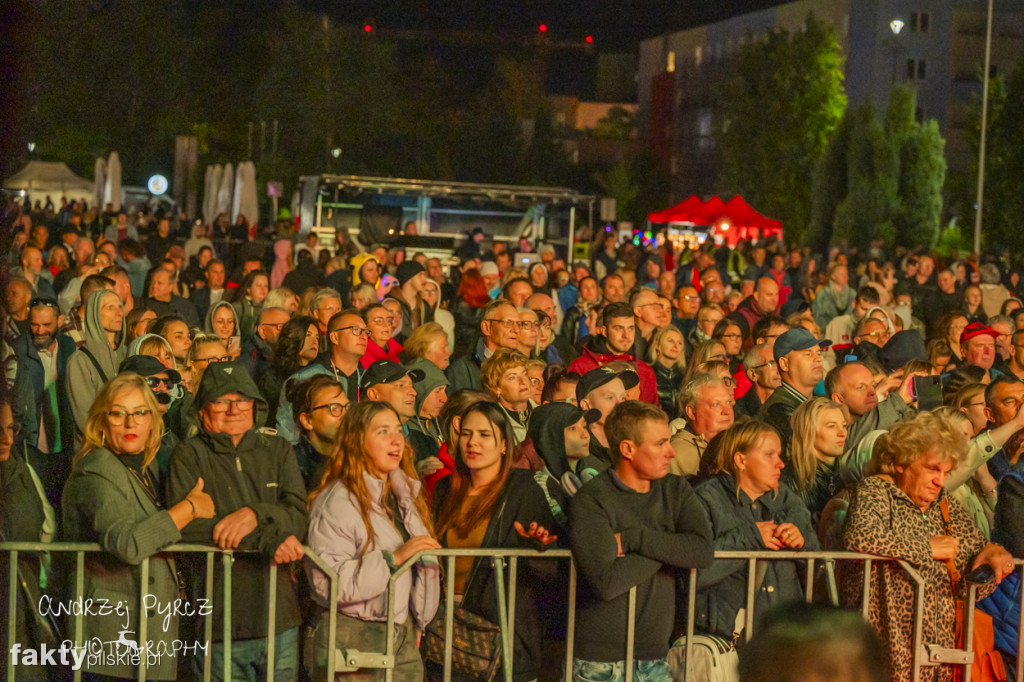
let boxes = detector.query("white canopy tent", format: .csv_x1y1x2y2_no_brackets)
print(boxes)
4,161,94,204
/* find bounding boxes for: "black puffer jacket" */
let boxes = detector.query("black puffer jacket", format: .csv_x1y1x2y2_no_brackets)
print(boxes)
166,361,308,640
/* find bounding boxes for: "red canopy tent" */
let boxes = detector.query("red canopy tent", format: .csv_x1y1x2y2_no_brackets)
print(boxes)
648,195,783,246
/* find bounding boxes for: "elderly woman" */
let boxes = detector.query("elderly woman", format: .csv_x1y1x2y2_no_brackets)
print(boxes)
842,411,1014,682
694,419,819,638
62,373,214,680
404,322,452,371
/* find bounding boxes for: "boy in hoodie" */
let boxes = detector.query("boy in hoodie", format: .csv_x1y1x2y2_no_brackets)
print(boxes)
65,289,127,438
577,366,639,472
405,357,449,462
527,402,600,530
167,361,308,681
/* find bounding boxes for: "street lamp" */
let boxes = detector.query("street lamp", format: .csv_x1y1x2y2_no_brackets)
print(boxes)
975,0,995,256
889,19,905,83
27,142,35,153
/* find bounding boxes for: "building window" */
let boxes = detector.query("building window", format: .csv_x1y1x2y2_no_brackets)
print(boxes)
906,58,927,80
696,109,714,151
667,51,676,73
910,11,930,33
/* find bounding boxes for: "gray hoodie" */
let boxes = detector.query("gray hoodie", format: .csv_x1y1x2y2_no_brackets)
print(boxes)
407,357,448,442
203,299,240,342
66,289,128,432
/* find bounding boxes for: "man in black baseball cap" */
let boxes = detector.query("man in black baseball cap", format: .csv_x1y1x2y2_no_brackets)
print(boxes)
759,328,831,454
360,360,425,428
119,354,184,475
527,402,602,525
576,366,640,468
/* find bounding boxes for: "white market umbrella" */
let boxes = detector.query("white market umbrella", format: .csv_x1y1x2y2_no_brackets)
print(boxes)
103,151,122,211
202,165,214,225
94,158,107,211
216,163,233,218
209,165,223,223
232,161,258,226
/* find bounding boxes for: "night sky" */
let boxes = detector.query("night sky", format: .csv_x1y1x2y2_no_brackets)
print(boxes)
305,0,788,50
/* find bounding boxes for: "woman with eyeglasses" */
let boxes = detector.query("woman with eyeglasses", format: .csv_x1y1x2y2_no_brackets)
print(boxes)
681,339,729,387
257,316,319,428
305,401,440,681
711,318,746,374
186,333,231,393
62,373,215,680
360,302,403,368
648,325,687,421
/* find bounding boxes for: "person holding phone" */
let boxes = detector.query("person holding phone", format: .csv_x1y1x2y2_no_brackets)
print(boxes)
204,300,241,360
825,360,917,460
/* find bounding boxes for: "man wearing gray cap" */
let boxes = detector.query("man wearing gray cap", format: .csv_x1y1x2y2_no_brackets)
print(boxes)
758,328,830,455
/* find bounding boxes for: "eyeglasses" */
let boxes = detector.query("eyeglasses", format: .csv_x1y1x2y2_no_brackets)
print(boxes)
368,316,390,327
259,322,285,332
720,333,743,340
748,361,776,370
310,402,349,417
529,377,542,387
517,321,539,330
145,376,175,390
678,295,700,301
485,319,519,329
637,302,670,312
422,289,438,295
107,409,153,425
195,355,231,364
207,398,254,413
335,326,372,338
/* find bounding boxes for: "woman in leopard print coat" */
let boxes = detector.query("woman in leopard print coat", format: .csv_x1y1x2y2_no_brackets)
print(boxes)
843,411,1014,682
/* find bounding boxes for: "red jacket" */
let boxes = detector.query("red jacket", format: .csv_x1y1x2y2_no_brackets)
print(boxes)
360,338,403,369
567,340,659,405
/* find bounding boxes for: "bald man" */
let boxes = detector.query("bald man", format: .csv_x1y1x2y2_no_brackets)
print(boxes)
19,246,56,298
735,277,780,331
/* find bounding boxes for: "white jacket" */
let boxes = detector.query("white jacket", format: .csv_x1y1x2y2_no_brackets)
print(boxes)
306,469,440,628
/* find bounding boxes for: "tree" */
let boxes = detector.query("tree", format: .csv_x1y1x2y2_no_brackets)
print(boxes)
716,13,846,243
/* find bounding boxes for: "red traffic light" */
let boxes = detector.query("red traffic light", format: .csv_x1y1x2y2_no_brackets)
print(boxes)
363,24,372,32
585,35,593,43
538,23,547,33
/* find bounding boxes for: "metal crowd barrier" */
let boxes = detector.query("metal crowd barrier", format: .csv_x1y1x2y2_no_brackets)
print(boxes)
1,542,338,682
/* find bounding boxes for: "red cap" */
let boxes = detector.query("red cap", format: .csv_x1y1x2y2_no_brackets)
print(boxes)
960,321,999,345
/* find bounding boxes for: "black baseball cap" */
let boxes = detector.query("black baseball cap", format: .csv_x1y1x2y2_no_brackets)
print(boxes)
576,365,640,403
773,328,831,363
119,354,182,385
360,360,426,391
880,330,928,372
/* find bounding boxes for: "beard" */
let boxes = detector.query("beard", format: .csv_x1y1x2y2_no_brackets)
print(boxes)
32,332,55,351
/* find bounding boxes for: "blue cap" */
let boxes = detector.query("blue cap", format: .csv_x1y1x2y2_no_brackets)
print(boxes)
773,328,831,363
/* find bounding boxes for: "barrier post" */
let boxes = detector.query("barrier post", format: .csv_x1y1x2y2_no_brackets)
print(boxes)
564,560,577,678
444,556,455,682
862,558,872,619
137,556,149,681
204,551,214,682
6,549,17,682
624,587,636,682
507,557,517,680
804,558,815,602
1018,564,1024,682
684,568,698,682
266,562,278,678
74,550,85,682
492,558,513,682
744,558,756,641
222,552,232,682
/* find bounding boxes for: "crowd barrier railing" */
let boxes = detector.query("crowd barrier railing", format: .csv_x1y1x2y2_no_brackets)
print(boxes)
1,541,338,682
3,543,1012,682
360,548,969,682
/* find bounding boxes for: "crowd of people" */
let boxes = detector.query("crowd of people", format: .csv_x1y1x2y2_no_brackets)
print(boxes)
6,195,1024,681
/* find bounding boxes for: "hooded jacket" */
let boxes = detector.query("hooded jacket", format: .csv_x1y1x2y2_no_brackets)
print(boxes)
567,337,659,405
527,403,586,531
66,289,128,432
166,361,308,640
406,358,448,461
204,299,240,339
424,277,456,351
350,252,382,288
270,239,292,288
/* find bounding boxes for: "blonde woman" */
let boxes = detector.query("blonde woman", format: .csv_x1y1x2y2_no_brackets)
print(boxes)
694,419,818,638
784,398,847,523
648,325,686,420
62,374,214,680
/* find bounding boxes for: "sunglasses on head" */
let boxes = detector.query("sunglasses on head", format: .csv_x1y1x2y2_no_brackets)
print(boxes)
29,297,59,309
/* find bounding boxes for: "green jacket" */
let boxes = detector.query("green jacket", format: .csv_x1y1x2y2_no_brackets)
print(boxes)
62,447,181,680
757,382,809,455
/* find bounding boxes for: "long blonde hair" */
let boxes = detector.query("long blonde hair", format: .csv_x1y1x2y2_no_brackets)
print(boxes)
79,373,164,468
789,398,845,492
649,325,687,372
308,401,433,557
